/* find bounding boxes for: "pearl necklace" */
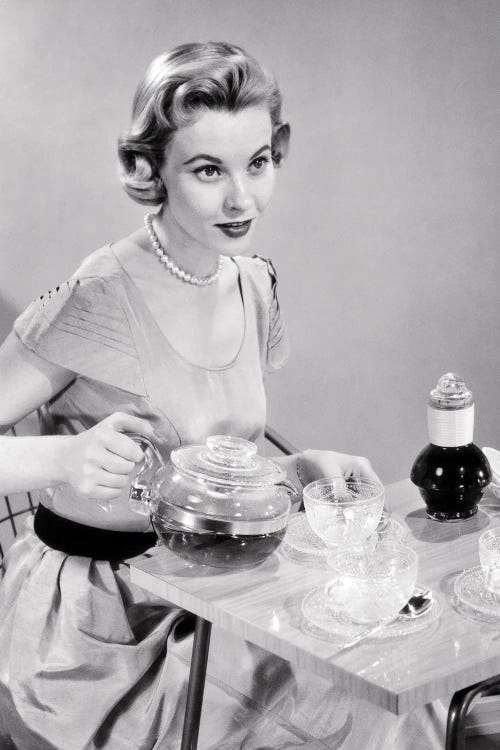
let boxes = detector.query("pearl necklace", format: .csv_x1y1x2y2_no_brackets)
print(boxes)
144,213,223,286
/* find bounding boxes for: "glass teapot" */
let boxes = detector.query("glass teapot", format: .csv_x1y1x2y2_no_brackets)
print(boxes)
128,434,296,569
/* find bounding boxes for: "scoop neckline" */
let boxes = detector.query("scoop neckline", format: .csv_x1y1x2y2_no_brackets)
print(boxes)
108,242,247,372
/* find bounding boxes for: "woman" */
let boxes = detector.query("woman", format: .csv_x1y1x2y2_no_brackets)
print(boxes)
0,42,445,749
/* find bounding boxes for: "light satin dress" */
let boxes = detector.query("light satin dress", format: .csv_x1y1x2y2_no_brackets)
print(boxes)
0,236,446,749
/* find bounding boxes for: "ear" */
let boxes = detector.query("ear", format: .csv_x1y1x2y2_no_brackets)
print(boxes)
271,122,291,166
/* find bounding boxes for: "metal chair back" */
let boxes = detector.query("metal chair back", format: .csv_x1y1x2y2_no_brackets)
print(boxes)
0,425,38,562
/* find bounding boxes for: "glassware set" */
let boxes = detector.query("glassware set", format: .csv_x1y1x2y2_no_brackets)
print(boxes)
294,475,437,640
123,433,442,642
454,526,500,618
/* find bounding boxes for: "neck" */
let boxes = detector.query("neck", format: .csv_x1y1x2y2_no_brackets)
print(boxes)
153,207,220,278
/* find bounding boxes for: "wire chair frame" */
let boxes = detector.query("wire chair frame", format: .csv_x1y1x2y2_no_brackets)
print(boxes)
264,425,298,457
0,425,39,562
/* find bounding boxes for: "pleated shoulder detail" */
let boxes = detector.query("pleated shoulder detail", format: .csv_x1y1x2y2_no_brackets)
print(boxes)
13,255,146,396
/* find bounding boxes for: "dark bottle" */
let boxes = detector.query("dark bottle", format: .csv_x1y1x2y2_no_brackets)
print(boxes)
411,373,491,522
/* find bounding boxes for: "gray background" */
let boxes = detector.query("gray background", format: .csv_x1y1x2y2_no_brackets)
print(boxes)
1,0,499,482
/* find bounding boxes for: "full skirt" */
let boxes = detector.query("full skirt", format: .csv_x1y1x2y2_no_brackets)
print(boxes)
0,520,447,750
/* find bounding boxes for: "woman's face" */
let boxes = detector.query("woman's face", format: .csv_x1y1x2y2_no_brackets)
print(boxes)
159,105,276,257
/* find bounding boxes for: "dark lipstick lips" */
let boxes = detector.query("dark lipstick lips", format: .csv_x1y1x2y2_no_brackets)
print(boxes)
216,220,252,238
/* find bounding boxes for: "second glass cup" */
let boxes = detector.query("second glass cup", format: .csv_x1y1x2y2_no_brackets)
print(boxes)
325,542,418,624
479,527,500,594
302,476,385,548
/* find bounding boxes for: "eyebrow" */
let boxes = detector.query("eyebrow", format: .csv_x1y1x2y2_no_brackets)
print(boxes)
183,145,271,166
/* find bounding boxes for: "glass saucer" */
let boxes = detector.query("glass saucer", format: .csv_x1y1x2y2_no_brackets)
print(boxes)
454,566,500,617
280,513,328,565
301,584,442,643
281,511,409,567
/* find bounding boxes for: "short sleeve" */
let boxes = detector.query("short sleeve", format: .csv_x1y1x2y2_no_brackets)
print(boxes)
265,258,289,372
251,256,289,373
13,275,146,396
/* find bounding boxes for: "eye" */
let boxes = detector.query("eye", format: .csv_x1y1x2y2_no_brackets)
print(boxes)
194,165,221,181
249,156,270,174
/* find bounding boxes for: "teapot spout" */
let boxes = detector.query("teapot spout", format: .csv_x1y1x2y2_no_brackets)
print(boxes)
278,478,299,497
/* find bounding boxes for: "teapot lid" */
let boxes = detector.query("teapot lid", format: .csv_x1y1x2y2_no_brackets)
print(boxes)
154,435,293,535
170,435,285,488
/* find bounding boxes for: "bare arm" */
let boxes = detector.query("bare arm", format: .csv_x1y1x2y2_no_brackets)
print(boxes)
0,331,74,431
0,332,74,493
0,332,153,498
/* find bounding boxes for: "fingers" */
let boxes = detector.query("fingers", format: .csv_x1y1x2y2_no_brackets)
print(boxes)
102,431,145,463
64,412,156,501
95,468,132,490
72,465,132,500
297,449,340,486
99,412,155,462
92,485,128,502
106,412,155,440
298,449,382,486
348,457,382,485
362,464,382,484
100,450,137,475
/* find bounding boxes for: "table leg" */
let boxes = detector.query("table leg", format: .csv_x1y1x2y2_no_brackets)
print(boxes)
180,616,212,750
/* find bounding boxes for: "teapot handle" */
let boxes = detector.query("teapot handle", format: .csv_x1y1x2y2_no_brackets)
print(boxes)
127,433,164,516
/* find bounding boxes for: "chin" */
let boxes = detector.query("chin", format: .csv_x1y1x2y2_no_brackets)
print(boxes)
216,232,255,257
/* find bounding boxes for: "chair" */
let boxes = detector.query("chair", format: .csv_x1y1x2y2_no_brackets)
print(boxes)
0,424,38,563
264,425,299,457
446,677,500,749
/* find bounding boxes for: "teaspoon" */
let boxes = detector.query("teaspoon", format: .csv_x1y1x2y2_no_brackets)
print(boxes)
399,590,433,619
338,590,434,651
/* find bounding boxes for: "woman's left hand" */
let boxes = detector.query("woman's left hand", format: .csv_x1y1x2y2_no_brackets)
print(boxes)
297,449,381,487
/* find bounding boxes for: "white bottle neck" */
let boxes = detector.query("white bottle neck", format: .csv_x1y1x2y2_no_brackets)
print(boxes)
427,404,474,447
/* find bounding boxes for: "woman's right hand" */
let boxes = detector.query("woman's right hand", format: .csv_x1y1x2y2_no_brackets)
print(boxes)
59,412,155,503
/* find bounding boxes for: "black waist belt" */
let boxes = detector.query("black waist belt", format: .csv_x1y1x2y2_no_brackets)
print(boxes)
34,504,157,561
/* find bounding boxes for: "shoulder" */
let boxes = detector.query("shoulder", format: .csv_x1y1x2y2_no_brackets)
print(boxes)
236,254,275,275
236,254,279,298
12,236,147,395
14,244,136,369
67,226,147,286
15,245,126,334
236,255,289,371
72,244,122,282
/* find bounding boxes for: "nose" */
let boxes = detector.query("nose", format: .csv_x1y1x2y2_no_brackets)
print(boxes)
224,176,252,213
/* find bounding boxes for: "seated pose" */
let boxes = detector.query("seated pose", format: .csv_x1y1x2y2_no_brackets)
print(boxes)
0,42,446,749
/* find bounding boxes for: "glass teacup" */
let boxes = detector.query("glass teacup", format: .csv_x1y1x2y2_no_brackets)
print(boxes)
325,542,418,625
302,476,385,548
479,528,500,593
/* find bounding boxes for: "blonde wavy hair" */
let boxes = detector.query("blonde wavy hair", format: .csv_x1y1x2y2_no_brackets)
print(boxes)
118,42,290,206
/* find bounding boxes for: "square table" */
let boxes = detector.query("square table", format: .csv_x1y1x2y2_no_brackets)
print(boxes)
129,479,500,749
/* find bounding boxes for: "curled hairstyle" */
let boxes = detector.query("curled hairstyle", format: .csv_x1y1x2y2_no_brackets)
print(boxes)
118,41,290,205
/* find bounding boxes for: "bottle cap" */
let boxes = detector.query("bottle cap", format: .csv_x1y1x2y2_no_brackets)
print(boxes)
429,373,473,410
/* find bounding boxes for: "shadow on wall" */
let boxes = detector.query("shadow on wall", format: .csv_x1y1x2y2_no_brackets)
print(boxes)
0,295,19,345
